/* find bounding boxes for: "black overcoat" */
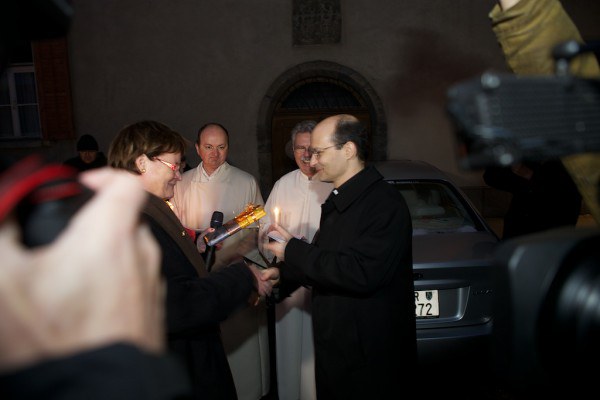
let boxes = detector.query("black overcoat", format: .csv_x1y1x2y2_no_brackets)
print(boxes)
281,166,416,399
143,195,254,400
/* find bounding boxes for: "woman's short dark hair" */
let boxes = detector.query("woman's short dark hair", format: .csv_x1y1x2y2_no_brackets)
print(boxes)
108,120,187,174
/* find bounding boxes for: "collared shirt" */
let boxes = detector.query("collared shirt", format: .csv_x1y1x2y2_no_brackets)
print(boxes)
199,162,226,182
172,161,263,270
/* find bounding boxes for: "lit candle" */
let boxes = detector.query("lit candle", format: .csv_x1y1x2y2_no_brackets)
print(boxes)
273,207,280,226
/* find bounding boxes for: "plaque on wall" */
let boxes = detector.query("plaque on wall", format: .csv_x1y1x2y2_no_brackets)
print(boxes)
293,0,341,46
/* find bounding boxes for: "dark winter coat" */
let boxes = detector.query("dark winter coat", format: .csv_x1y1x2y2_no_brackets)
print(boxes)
143,194,254,400
279,165,416,400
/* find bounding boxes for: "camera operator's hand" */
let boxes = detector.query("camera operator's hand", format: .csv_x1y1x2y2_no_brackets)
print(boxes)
497,0,520,11
0,168,163,373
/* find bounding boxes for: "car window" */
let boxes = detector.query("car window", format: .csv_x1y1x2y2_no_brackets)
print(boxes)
388,181,479,235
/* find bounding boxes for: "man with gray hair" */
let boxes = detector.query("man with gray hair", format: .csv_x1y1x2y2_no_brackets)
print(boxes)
259,120,333,400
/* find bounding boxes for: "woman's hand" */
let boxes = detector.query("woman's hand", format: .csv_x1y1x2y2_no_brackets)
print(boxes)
246,263,273,298
195,227,226,253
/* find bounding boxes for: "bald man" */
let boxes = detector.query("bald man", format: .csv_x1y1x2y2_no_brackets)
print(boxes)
172,123,268,400
264,115,416,399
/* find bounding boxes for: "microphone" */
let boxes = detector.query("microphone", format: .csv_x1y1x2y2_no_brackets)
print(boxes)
205,211,223,272
210,211,224,230
204,204,266,247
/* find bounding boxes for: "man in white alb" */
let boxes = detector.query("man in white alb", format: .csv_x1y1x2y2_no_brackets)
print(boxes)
172,122,267,400
173,122,263,270
259,120,333,400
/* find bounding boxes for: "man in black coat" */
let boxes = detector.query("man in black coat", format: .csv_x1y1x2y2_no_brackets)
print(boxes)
263,114,416,399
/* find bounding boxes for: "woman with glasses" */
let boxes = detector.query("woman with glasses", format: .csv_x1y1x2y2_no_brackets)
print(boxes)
108,120,274,400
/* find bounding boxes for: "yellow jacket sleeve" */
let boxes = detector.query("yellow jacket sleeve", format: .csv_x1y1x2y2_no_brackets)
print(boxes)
490,0,600,77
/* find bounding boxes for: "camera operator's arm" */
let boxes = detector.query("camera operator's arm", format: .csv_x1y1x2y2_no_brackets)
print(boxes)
491,0,600,77
0,169,163,370
490,0,600,226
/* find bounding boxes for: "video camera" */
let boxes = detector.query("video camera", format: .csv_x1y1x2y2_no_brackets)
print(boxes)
447,40,600,170
446,40,600,397
0,155,93,247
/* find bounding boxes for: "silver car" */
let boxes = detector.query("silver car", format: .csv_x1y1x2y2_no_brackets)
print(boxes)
375,160,499,381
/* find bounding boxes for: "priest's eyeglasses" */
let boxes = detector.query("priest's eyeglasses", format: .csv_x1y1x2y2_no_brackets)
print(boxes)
309,145,338,160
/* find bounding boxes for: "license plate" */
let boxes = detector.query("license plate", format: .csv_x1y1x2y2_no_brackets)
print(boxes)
415,290,439,318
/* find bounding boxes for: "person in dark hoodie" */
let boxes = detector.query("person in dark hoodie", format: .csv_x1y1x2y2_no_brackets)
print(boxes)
64,134,108,172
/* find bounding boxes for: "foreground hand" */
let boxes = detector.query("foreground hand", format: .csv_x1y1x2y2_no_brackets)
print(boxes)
497,0,520,11
0,168,163,372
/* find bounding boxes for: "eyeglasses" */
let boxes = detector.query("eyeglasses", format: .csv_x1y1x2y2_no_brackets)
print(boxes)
309,145,338,160
293,146,310,153
154,157,181,172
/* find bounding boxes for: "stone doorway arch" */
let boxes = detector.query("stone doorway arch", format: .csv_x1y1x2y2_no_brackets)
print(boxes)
256,60,387,195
